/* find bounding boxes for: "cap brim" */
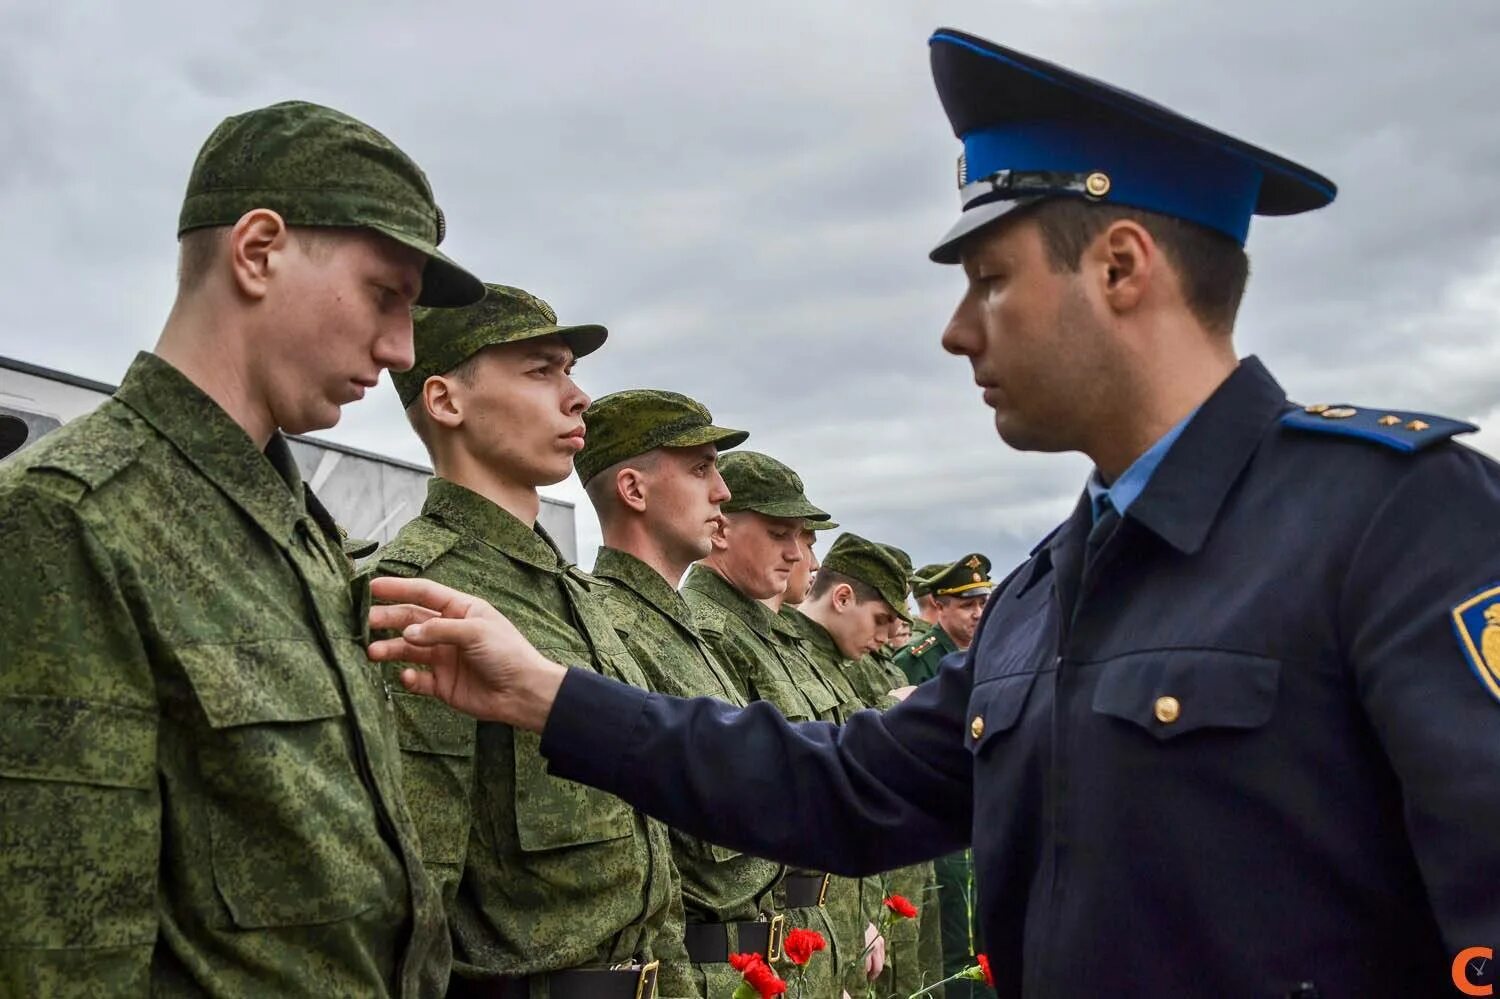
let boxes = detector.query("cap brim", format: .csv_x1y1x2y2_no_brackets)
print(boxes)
369,224,486,307
929,197,1040,264
737,498,829,520
660,423,750,454
808,519,840,531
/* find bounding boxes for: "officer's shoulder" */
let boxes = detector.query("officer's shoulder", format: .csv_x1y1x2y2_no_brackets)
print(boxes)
7,402,148,505
1279,403,1476,455
904,634,941,659
373,517,460,577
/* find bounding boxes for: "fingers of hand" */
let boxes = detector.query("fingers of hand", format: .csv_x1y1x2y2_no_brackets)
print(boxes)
399,667,438,696
368,602,441,632
370,575,484,619
366,637,443,666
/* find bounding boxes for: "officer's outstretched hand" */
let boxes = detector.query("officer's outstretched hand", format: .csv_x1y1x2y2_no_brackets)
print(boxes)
366,576,567,732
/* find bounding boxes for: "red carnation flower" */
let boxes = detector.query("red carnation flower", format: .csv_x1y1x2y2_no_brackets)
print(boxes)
977,953,994,987
883,894,918,919
782,927,827,966
729,952,787,997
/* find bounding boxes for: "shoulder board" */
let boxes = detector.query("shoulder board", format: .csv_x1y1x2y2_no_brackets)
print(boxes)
909,634,940,657
23,408,146,495
374,520,460,577
597,586,641,637
684,595,728,637
1281,404,1476,453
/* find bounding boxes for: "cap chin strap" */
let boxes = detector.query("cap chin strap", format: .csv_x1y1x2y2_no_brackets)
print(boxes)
959,168,1105,210
937,581,993,597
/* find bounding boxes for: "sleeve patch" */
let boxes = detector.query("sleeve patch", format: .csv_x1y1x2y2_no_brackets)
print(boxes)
1451,584,1500,705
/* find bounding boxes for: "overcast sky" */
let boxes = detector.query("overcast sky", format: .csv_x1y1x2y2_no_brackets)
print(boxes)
3,0,1498,574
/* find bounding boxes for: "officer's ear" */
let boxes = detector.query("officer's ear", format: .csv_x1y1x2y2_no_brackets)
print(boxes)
422,375,464,431
1094,218,1155,317
614,466,649,514
227,208,290,301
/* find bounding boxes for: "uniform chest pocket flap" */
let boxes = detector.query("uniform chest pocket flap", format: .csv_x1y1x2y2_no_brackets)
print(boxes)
966,669,1040,754
512,727,635,852
1091,649,1280,741
176,639,395,929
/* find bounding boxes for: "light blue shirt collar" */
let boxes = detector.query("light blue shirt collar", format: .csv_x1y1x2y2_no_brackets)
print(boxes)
1086,409,1198,522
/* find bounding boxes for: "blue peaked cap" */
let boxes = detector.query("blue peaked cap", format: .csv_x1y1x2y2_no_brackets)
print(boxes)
928,29,1337,263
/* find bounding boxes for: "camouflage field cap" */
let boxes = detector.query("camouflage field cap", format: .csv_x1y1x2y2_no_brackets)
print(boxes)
719,451,829,521
392,283,608,407
911,561,949,598
809,519,841,532
820,533,914,622
880,542,914,576
930,552,994,599
575,389,748,485
178,100,483,307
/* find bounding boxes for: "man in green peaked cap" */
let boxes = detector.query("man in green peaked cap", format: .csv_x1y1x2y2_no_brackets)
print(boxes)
0,99,479,994
679,450,851,997
580,391,797,996
375,288,691,997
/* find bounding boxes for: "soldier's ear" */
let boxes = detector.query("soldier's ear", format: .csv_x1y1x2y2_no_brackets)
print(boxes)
708,515,731,550
423,375,463,430
228,208,289,301
615,466,649,513
833,583,855,612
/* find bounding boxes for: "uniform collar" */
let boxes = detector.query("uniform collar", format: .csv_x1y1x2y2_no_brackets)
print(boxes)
1086,407,1197,521
1092,355,1288,555
790,608,843,662
683,564,779,639
421,476,563,572
593,547,700,636
114,351,307,546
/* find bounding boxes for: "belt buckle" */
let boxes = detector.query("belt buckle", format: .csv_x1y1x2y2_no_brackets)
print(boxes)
634,960,660,999
817,874,831,907
765,913,785,962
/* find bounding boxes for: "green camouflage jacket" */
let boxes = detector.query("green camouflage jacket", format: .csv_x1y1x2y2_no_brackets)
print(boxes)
593,548,786,996
775,606,866,722
374,481,691,994
0,352,445,997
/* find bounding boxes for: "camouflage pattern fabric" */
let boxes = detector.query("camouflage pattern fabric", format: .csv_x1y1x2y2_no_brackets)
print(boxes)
178,100,482,307
374,479,692,996
680,565,842,998
0,352,447,996
575,389,748,486
593,547,786,997
716,451,829,520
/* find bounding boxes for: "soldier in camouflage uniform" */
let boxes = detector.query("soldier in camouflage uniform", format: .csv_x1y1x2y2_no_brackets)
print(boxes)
892,554,996,999
680,450,851,998
0,101,482,996
376,288,691,998
576,389,800,998
907,563,948,648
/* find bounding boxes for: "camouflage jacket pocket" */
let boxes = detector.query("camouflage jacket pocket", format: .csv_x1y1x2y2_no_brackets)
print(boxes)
0,697,158,948
392,691,476,865
512,727,635,852
174,640,401,929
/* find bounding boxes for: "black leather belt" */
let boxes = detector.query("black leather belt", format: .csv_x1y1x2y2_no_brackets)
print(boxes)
684,914,785,964
783,873,831,908
447,962,659,999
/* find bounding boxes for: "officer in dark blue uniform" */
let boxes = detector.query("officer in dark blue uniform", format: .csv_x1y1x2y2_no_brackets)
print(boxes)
370,27,1500,999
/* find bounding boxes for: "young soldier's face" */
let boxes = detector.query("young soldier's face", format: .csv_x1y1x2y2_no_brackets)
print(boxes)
449,336,590,487
935,593,987,649
713,512,803,601
942,214,1116,455
829,590,897,660
781,529,820,605
644,444,731,563
257,229,423,434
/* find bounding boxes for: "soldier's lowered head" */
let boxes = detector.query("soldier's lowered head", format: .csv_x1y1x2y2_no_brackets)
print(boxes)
802,533,913,660
699,451,829,602
577,389,747,583
394,284,606,510
160,100,482,445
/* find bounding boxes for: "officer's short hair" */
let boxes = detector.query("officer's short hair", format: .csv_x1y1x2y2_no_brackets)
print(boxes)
1024,198,1250,334
810,567,883,605
401,351,488,459
582,449,666,523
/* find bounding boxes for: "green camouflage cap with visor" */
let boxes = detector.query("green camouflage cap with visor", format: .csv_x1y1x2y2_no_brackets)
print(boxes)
392,283,608,407
911,562,949,598
808,519,840,532
820,533,914,623
929,552,994,599
718,451,829,522
178,100,483,308
576,389,748,485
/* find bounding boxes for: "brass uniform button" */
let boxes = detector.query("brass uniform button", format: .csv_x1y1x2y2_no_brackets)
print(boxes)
1153,696,1181,725
1321,406,1358,419
1085,171,1111,198
970,715,986,740
1406,419,1430,432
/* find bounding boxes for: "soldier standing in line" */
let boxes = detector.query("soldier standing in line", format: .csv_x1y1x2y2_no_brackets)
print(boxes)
575,389,793,998
894,555,993,686
375,286,690,998
0,101,484,995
